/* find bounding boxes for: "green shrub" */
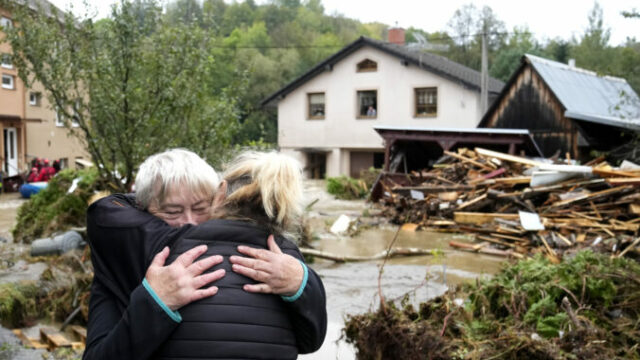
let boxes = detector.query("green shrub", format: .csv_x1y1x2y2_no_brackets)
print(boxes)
326,176,368,200
12,168,104,243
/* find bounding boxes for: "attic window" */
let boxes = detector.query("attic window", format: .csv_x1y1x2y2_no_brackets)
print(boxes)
357,59,377,72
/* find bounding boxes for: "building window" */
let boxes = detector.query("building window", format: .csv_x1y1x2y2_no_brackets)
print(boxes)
55,109,64,127
415,87,437,117
59,158,68,169
0,17,12,29
357,59,377,72
307,92,325,119
357,90,377,118
1,53,11,69
1,74,14,89
72,99,81,127
29,92,41,106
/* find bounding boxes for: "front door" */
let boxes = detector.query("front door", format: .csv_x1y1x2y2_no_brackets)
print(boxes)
3,127,18,177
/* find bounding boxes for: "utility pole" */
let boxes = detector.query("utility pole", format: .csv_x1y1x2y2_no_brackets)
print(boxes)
480,31,489,115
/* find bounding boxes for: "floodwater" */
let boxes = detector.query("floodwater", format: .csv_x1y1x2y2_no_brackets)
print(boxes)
0,182,507,359
299,181,505,359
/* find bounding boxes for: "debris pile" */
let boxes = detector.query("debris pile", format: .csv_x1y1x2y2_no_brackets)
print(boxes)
374,148,640,260
344,250,640,359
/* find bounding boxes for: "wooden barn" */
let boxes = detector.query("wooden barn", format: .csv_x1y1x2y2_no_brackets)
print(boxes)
478,54,640,160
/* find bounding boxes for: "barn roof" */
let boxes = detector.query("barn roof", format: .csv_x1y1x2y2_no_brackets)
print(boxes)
491,54,640,131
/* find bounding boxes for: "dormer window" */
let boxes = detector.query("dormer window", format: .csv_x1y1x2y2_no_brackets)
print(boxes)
357,59,377,72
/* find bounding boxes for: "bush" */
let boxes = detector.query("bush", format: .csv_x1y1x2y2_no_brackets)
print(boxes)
12,168,104,243
326,176,368,200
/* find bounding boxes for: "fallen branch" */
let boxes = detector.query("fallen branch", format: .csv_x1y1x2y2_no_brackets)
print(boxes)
300,247,436,262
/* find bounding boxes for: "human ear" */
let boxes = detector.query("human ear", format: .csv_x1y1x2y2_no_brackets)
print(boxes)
212,180,227,209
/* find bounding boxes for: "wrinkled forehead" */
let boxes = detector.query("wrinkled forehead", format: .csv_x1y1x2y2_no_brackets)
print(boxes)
153,179,215,207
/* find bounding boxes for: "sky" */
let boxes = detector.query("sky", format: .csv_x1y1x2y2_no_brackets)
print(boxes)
48,0,639,46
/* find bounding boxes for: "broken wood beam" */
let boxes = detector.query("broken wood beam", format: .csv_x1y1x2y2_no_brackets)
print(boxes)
548,186,633,209
475,147,544,167
454,212,519,225
40,328,72,351
443,150,494,171
300,247,436,262
449,241,524,258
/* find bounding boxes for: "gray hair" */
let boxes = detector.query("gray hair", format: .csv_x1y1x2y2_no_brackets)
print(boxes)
135,148,220,209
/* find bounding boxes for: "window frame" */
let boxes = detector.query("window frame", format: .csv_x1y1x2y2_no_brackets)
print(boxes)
307,92,325,120
55,109,65,127
29,92,41,106
0,53,12,69
356,89,378,119
414,87,438,118
1,74,14,89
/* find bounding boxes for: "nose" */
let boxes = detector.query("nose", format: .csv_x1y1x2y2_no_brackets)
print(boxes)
182,210,198,226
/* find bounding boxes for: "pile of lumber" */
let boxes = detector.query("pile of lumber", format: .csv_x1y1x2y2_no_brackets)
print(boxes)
375,148,640,260
12,325,86,351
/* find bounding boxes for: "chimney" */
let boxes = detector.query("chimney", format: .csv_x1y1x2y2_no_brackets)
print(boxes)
388,27,405,45
568,59,576,68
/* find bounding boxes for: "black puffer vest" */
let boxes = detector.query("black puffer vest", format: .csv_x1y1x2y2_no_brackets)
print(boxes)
152,219,299,360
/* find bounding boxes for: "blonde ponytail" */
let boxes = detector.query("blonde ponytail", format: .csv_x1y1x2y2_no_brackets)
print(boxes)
217,151,303,236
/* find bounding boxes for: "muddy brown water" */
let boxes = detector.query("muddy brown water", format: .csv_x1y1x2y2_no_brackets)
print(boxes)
0,183,506,359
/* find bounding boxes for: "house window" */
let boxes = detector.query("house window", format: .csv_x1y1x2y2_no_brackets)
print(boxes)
29,92,41,106
0,17,12,29
307,93,325,119
357,59,377,72
1,74,14,89
415,87,437,117
357,90,377,118
72,99,81,127
55,109,64,126
59,158,68,169
1,53,11,69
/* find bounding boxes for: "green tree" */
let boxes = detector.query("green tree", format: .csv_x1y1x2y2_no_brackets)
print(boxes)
490,26,542,81
3,0,240,191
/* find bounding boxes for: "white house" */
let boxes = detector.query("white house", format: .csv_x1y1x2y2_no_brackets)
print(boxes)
262,31,504,178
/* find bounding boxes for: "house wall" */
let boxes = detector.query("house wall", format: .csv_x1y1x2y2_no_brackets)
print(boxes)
277,46,484,177
482,66,578,158
0,7,27,176
25,80,88,169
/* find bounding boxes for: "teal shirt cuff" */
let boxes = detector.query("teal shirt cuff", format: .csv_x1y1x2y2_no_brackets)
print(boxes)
142,278,182,323
281,260,308,302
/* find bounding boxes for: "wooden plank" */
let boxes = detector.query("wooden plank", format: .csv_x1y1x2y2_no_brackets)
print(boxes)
401,223,419,232
454,212,520,225
606,177,640,185
70,325,87,343
593,168,640,178
630,203,640,215
476,235,517,248
12,329,49,349
40,328,72,350
449,241,523,258
493,176,532,184
475,147,544,167
393,185,474,194
491,233,529,243
549,186,632,209
618,237,640,258
456,194,487,210
443,150,494,171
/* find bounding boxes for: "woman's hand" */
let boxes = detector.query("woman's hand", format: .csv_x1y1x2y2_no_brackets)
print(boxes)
146,245,226,310
229,235,303,296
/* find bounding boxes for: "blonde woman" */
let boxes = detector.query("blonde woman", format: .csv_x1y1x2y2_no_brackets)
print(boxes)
149,151,326,359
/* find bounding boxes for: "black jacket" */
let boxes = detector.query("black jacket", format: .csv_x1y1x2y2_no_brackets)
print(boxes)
84,194,327,360
154,219,323,359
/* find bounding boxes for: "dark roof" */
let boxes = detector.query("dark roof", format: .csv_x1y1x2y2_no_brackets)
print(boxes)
262,36,505,107
374,125,543,157
479,54,640,131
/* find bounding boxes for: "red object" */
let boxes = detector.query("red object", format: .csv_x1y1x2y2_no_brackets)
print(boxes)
35,166,55,182
27,168,39,183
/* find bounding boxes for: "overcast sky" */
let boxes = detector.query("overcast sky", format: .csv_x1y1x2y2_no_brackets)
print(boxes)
48,0,639,46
